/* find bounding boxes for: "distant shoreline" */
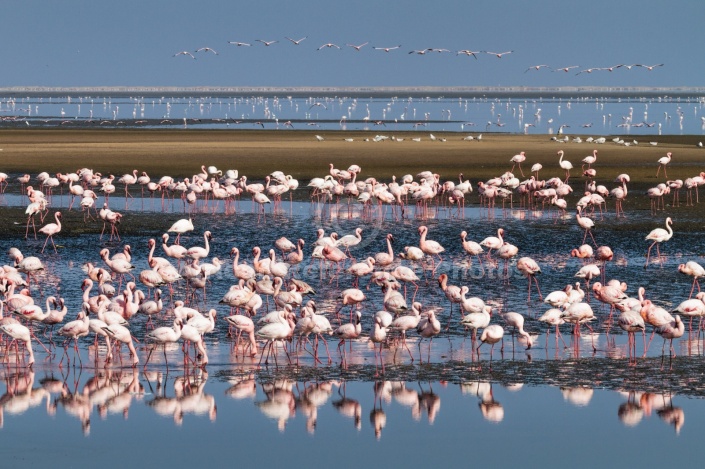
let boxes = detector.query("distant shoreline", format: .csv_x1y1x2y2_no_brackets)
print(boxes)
2,86,704,99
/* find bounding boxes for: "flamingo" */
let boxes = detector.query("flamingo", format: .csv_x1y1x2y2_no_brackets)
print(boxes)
144,319,183,369
460,305,491,343
371,316,388,376
618,308,645,366
517,257,542,302
416,309,441,363
186,231,212,261
438,273,463,328
656,152,672,178
374,234,395,267
57,306,90,365
502,311,533,349
558,150,573,182
644,217,673,268
476,324,504,368
480,228,504,259
389,303,422,361
418,226,445,272
38,211,62,253
538,308,567,348
576,208,597,246
102,323,139,366
225,314,258,356
0,322,35,366
510,151,526,177
460,231,484,267
678,261,705,297
256,310,294,366
230,247,256,281
582,150,597,169
168,217,194,244
161,234,188,262
655,316,685,366
333,311,362,368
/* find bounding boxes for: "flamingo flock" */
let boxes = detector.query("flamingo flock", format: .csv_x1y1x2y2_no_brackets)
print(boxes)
0,149,701,374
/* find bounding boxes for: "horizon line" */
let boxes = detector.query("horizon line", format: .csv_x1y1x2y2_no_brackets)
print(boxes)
1,85,704,98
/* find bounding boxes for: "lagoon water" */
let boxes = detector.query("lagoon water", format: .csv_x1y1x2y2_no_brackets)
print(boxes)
1,91,705,136
0,186,705,466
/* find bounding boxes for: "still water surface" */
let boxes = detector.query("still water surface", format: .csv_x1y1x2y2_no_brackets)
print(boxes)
0,188,704,466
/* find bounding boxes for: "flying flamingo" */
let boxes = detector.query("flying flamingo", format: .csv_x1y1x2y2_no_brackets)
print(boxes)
656,152,672,178
38,211,62,253
558,150,573,182
644,217,673,268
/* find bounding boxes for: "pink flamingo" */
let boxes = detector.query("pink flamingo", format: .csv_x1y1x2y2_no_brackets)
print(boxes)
517,257,542,302
418,225,445,272
678,261,705,297
38,211,62,253
656,152,672,178
510,151,526,177
644,217,673,268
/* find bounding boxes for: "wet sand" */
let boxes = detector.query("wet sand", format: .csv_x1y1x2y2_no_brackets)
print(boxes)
0,129,703,183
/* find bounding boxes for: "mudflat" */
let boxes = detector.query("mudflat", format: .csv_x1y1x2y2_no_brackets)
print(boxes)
0,129,702,184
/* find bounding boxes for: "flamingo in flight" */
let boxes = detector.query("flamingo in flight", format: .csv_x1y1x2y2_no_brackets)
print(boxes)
256,39,279,46
285,36,307,45
484,50,513,58
173,51,196,59
346,42,369,51
373,45,401,52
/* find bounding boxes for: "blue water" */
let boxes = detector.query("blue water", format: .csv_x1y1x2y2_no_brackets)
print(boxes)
1,93,705,135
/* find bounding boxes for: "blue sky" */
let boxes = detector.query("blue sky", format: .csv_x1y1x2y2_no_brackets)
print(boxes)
3,0,702,88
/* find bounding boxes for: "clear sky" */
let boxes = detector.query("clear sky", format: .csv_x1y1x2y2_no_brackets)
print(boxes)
3,0,703,89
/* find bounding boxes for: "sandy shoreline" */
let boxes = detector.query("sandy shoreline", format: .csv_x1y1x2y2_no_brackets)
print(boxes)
0,129,703,183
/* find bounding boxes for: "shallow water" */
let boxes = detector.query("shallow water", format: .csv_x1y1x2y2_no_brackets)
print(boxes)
1,187,705,465
2,93,705,136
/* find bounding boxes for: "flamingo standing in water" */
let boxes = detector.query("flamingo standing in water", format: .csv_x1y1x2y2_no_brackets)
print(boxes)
678,261,705,297
618,308,645,366
644,217,673,268
38,211,62,253
418,226,445,273
476,324,504,369
168,217,194,244
480,228,504,260
144,319,183,369
558,150,573,182
0,322,35,367
656,152,672,178
517,257,542,302
576,208,597,246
